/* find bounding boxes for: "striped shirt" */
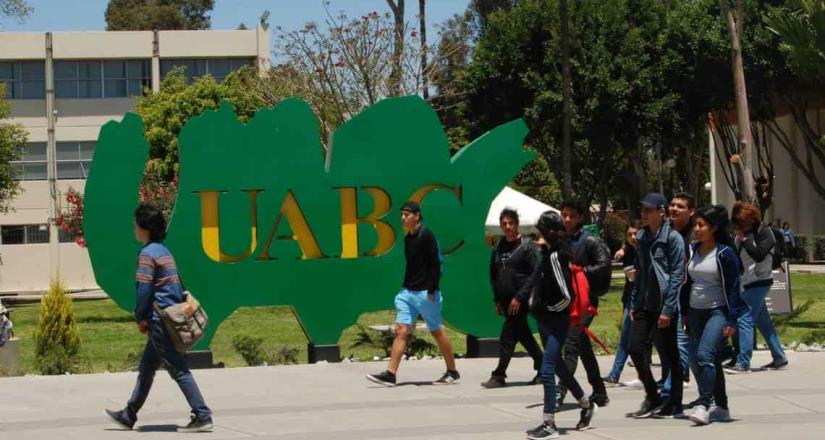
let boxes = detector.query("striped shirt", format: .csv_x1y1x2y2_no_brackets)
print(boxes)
135,242,184,322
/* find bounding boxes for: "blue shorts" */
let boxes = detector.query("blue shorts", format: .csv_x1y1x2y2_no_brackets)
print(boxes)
394,289,443,331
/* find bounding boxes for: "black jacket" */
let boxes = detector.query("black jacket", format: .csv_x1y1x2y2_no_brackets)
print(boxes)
529,243,574,320
490,236,540,304
403,225,440,293
568,230,612,298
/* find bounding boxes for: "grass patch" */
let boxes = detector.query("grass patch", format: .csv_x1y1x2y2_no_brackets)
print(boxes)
5,273,824,374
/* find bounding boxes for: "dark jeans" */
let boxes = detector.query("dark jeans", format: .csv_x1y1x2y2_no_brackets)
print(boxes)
125,320,211,423
537,314,584,416
492,303,543,377
688,307,729,409
556,312,607,398
627,310,683,406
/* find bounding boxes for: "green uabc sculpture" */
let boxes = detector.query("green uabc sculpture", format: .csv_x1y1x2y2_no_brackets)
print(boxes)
83,96,535,350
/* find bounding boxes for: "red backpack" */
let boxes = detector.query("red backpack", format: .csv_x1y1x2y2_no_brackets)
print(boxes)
569,264,610,354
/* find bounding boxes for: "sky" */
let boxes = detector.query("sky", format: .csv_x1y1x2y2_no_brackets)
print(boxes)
1,0,470,44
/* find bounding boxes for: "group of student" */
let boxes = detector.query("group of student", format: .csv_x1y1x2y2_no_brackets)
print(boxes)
105,194,788,437
482,192,790,439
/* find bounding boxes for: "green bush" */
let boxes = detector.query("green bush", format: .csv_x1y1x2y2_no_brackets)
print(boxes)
813,236,825,261
601,212,629,254
269,346,300,365
34,281,81,375
801,329,825,346
232,335,267,366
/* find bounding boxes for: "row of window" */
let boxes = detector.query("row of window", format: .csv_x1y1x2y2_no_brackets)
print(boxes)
12,142,95,181
0,224,77,245
1,58,253,99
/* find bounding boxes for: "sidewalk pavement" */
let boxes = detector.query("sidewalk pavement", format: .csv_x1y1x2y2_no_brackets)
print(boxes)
1,350,823,440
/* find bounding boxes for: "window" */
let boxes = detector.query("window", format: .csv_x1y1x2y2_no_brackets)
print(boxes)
56,141,94,179
55,60,150,98
11,142,47,181
160,58,253,83
58,228,79,243
0,224,50,245
0,61,45,99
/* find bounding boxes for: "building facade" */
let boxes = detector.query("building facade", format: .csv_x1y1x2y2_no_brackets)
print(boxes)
1,28,270,293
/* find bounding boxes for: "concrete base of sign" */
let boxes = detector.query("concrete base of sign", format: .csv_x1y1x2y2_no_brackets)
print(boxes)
466,335,499,358
185,350,224,369
308,343,341,363
0,337,20,375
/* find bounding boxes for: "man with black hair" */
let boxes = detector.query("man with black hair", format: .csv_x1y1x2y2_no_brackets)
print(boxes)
366,201,460,387
663,193,694,392
556,199,611,407
482,208,543,388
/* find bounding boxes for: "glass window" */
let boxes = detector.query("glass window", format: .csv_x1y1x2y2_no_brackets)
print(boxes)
55,60,148,98
25,224,50,244
104,60,126,78
79,80,102,98
79,142,95,160
161,58,254,83
55,141,94,180
1,225,25,245
20,163,47,180
11,142,47,181
22,142,47,161
0,61,45,99
57,162,82,179
55,61,77,79
59,228,78,243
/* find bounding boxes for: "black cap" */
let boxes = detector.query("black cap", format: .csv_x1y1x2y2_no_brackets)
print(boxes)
639,193,667,210
400,201,421,214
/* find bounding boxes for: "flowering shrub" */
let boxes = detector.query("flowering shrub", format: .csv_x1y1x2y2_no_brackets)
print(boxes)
55,188,85,247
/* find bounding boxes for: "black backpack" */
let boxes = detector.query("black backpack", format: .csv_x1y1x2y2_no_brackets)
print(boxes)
768,225,786,270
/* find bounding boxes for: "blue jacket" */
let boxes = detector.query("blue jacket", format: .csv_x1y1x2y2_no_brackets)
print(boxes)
679,242,747,326
630,221,685,318
135,242,185,322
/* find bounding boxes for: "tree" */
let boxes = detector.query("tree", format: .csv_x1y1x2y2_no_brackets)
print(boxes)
105,0,214,31
0,83,26,213
720,0,755,202
558,0,573,198
0,0,32,24
386,0,406,96
419,0,429,100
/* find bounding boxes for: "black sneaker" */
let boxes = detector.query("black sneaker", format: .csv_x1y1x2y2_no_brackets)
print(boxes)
603,376,620,387
526,422,559,439
481,375,506,388
723,358,737,369
761,359,789,370
434,369,460,385
576,402,598,430
528,373,543,385
653,403,685,419
366,370,397,387
723,365,749,374
178,415,214,433
626,399,662,419
589,392,610,407
105,409,134,430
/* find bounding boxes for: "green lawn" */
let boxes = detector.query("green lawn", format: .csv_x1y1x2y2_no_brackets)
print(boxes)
5,273,825,375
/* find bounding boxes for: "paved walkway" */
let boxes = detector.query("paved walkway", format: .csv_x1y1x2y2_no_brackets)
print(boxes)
1,350,823,440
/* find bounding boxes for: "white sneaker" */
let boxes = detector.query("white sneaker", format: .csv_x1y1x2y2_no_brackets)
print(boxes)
709,405,732,422
689,405,710,425
620,379,643,389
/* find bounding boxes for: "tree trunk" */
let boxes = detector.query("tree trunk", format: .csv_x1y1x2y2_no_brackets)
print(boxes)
387,0,405,96
419,0,428,100
559,0,574,198
721,0,755,202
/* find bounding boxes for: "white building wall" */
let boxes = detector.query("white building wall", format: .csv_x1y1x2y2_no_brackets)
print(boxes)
1,28,270,293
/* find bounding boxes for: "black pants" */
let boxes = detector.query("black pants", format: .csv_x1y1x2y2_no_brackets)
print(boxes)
627,310,683,406
556,312,607,398
492,302,543,377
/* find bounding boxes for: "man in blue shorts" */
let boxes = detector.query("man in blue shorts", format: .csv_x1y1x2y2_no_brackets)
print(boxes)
366,201,460,386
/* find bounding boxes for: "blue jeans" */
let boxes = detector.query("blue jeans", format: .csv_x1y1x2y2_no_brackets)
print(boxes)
125,320,211,423
688,307,729,409
607,306,631,381
537,314,584,416
736,285,786,368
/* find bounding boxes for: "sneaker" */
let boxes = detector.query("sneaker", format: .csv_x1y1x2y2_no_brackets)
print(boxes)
104,409,134,430
528,373,543,385
709,405,732,422
761,359,789,370
526,422,559,439
366,370,397,387
684,397,712,409
603,376,621,387
626,399,662,419
689,404,710,425
653,403,685,419
576,402,598,430
723,365,750,374
620,378,643,389
589,392,610,407
481,375,506,388
434,369,460,385
178,415,214,433
723,358,737,369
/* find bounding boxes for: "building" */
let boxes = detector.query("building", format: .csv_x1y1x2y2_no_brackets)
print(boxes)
0,27,270,293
